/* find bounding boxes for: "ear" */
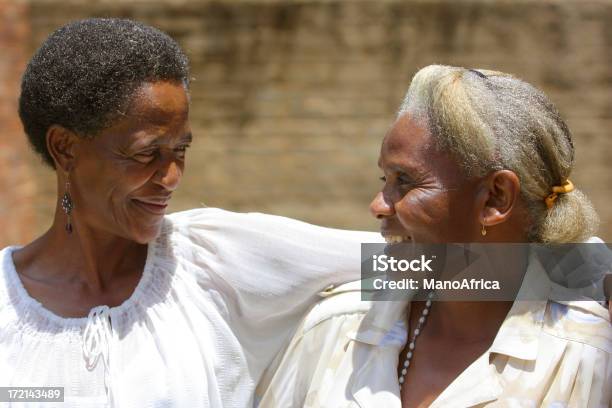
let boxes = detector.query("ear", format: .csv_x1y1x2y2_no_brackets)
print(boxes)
476,170,521,227
46,125,79,173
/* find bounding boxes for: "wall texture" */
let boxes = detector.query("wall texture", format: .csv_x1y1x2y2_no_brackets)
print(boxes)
0,0,36,246
2,0,612,246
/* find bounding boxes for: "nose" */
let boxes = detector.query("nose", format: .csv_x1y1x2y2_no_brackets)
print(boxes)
369,191,395,219
153,153,183,192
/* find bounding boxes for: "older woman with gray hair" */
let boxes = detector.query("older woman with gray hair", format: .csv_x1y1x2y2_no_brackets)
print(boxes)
256,65,612,407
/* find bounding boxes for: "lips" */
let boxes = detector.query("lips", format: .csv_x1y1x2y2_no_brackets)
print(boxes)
132,198,170,215
380,224,412,243
380,218,412,243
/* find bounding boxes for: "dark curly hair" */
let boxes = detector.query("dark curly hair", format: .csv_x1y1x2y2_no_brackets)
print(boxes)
19,18,190,168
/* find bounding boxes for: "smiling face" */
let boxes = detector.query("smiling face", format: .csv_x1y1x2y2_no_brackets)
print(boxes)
69,81,191,244
370,113,482,244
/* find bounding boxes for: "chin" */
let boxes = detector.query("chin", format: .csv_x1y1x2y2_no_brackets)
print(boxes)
128,221,163,244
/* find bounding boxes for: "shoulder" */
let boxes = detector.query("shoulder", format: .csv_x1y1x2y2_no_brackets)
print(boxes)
0,246,18,300
0,248,10,312
543,299,612,354
500,299,612,407
299,281,373,336
256,282,373,405
0,246,20,326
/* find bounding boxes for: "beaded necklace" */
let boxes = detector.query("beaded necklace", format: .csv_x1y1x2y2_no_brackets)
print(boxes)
398,291,434,386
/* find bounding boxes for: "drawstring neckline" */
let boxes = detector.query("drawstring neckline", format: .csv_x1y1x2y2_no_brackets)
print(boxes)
83,305,111,369
83,305,113,406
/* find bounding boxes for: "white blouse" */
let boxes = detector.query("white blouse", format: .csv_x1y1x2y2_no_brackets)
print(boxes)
0,208,379,407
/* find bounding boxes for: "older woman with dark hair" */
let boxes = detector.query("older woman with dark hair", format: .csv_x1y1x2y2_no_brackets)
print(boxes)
0,19,377,407
256,66,612,407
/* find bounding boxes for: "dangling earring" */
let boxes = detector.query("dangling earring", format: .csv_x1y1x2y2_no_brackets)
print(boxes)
61,181,74,234
480,223,487,236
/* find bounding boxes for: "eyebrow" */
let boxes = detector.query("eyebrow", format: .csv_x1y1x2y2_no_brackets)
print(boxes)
381,160,428,182
378,155,420,172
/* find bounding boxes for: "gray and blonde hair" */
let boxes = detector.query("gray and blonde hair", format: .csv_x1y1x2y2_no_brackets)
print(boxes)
398,65,598,243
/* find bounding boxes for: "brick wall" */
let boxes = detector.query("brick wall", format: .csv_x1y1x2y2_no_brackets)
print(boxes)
3,0,611,246
0,0,36,246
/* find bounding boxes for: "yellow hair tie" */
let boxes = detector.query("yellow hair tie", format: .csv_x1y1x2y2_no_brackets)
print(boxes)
544,179,574,209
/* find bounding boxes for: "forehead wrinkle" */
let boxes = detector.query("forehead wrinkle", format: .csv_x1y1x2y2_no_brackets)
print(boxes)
381,137,424,173
382,125,441,174
124,104,186,128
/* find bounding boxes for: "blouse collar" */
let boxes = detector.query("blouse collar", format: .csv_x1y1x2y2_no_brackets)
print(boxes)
345,249,553,408
348,248,553,359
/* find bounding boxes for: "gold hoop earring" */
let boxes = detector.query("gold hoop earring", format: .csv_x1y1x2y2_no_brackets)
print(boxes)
481,223,487,236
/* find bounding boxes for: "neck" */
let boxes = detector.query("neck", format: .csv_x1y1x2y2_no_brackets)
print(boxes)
424,300,513,342
420,244,528,342
23,204,147,294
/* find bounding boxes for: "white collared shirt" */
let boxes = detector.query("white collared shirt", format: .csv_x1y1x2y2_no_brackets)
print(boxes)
256,248,612,407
